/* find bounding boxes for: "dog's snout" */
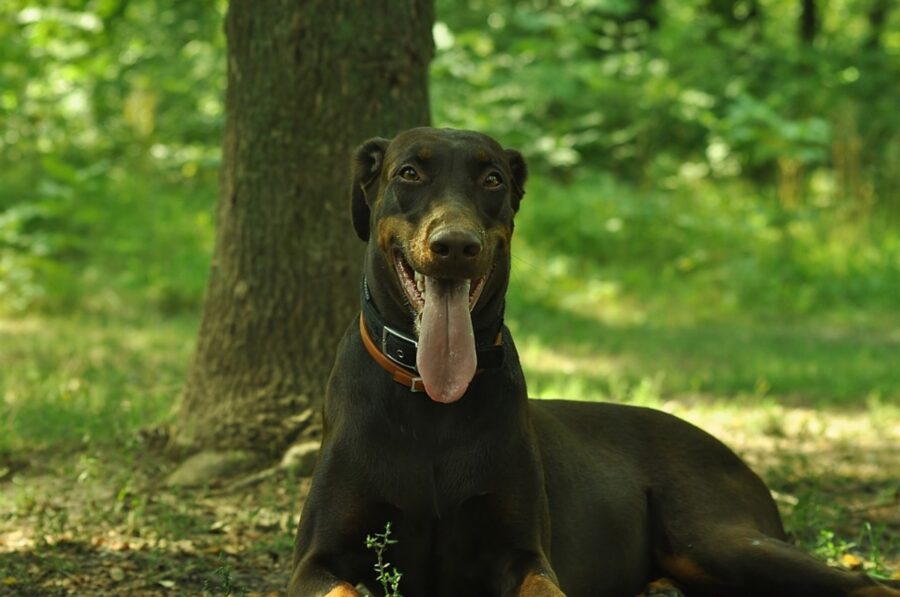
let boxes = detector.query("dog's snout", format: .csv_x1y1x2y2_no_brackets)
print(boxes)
429,228,483,261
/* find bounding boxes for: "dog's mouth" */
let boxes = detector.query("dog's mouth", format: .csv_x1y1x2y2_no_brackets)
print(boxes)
392,248,489,404
392,250,487,315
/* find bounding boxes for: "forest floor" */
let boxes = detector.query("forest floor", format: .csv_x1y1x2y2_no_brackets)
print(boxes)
1,402,898,596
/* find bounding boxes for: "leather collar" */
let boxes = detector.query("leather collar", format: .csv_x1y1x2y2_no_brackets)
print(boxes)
359,277,504,392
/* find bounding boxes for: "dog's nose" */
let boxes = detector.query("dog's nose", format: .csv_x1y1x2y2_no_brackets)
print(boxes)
429,228,482,261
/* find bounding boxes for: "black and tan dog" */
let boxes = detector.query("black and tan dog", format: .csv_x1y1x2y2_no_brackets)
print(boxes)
289,128,898,597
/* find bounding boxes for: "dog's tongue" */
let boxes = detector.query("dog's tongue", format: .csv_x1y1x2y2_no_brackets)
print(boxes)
416,277,476,403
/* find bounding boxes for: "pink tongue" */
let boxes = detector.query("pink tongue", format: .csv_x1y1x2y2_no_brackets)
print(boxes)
416,277,476,403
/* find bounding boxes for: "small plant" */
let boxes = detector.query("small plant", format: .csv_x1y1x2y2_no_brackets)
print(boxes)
365,522,403,597
813,528,855,566
857,521,898,580
201,554,245,596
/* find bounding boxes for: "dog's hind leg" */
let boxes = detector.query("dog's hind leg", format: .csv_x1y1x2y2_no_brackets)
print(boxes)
655,526,899,597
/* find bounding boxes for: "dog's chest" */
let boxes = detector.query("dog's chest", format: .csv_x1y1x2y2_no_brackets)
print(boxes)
371,496,517,597
364,434,504,518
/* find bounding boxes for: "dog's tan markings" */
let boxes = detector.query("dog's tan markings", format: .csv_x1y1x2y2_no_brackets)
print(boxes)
376,216,415,257
475,148,491,162
662,554,715,585
423,203,484,238
412,204,493,275
416,146,432,160
517,572,565,596
407,231,432,272
641,577,682,595
324,582,360,597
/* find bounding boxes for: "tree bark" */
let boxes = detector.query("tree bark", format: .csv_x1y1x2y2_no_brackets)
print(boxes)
799,0,817,45
170,0,433,475
865,0,890,50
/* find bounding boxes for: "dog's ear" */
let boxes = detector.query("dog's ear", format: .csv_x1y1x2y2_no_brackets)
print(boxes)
350,137,391,241
504,149,528,212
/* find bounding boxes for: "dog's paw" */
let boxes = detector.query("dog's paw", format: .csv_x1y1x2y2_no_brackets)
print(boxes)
636,577,686,597
324,582,361,597
518,572,566,596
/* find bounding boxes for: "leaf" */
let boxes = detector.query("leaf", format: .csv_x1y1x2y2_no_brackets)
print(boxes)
839,554,863,570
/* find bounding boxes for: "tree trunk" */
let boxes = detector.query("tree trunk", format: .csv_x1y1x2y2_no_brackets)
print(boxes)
799,0,817,45
169,0,433,480
865,0,890,50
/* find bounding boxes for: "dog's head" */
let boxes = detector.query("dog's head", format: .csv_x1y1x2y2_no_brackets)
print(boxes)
350,127,527,403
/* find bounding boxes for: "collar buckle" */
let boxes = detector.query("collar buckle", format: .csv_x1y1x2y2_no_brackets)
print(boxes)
381,324,418,370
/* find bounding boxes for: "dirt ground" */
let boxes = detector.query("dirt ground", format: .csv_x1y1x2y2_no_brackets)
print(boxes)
1,403,898,596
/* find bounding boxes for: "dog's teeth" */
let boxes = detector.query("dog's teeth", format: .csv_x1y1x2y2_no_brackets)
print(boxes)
415,272,425,294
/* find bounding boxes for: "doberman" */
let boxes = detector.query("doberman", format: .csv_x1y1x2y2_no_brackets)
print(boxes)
289,128,899,597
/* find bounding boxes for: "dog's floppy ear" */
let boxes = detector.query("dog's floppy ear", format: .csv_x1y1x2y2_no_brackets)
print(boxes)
504,149,528,212
350,137,391,241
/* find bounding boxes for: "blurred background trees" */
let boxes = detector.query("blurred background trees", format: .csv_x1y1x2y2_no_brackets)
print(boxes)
1,0,897,320
431,0,898,204
0,0,225,314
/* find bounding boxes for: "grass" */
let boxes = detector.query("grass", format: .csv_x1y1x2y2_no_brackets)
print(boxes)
0,166,898,592
510,290,900,405
0,314,197,454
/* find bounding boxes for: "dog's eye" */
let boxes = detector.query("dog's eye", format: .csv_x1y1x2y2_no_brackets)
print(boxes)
397,166,421,182
483,171,504,188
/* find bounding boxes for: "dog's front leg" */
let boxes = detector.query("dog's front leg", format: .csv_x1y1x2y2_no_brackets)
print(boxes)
289,451,376,597
323,583,361,597
496,551,566,597
517,571,567,597
288,555,362,597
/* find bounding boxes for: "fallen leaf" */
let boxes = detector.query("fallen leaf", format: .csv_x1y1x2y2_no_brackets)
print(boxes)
840,554,863,570
109,567,125,582
210,520,229,533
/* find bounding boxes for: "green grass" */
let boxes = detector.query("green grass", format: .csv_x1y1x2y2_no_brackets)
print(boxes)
0,314,197,453
0,157,216,318
509,287,900,405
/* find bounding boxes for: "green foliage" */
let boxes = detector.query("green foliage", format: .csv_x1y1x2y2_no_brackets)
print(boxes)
0,158,216,316
433,0,900,205
2,0,899,321
202,554,247,596
0,0,223,315
366,522,403,597
516,173,900,318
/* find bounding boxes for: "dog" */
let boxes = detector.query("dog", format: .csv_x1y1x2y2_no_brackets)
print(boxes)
289,127,899,596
